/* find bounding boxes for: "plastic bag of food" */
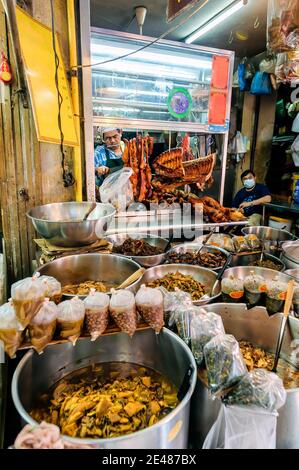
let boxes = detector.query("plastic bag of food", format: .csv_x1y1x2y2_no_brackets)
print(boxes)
265,278,288,314
100,168,134,212
245,234,261,251
203,404,278,449
233,236,249,253
222,368,286,412
83,288,110,341
190,309,225,365
204,334,247,395
221,275,244,303
11,273,46,329
244,271,267,307
210,234,235,253
28,298,58,354
267,0,299,53
135,285,164,333
161,287,193,327
39,276,62,304
0,299,23,358
109,289,137,336
57,296,85,345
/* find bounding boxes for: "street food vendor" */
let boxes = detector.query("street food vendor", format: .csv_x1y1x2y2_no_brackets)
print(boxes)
232,170,271,226
94,128,125,186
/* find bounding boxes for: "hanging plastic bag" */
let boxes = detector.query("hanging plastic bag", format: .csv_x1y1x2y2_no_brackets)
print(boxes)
99,168,134,212
28,298,58,354
203,404,278,449
39,275,62,304
222,368,286,411
190,309,225,366
135,285,164,333
109,289,137,337
250,72,272,95
11,273,47,329
161,288,193,327
83,288,110,341
57,296,85,345
204,334,247,395
238,59,254,92
0,299,23,358
259,56,277,74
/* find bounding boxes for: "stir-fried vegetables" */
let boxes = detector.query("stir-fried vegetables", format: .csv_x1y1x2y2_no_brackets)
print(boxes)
30,363,179,439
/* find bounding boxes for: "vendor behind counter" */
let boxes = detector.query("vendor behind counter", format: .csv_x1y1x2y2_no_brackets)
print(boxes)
232,170,271,226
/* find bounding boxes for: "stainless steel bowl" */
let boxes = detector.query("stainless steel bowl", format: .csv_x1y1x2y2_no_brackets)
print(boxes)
35,253,142,297
285,269,299,281
242,225,296,241
167,244,230,272
138,264,221,305
230,252,285,271
27,202,116,247
106,233,170,268
281,243,299,270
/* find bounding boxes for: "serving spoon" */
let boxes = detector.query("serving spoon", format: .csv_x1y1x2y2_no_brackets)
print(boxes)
116,267,146,290
272,279,295,373
82,202,97,221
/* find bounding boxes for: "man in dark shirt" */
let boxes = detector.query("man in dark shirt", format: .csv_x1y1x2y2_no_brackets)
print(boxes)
233,169,271,225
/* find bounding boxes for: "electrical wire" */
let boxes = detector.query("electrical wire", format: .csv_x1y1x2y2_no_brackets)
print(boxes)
50,0,75,187
74,0,210,70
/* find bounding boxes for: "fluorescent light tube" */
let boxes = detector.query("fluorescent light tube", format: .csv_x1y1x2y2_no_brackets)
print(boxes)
185,0,244,44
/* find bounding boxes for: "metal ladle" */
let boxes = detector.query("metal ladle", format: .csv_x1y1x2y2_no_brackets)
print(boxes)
272,279,295,373
82,202,96,221
195,227,217,256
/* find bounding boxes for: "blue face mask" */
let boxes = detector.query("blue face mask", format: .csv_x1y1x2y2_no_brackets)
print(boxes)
243,178,255,189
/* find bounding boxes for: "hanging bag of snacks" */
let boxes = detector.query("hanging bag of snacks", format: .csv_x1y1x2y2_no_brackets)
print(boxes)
0,299,23,358
190,309,225,366
28,298,58,354
11,273,46,329
135,285,164,333
109,289,137,337
57,297,85,345
84,289,110,341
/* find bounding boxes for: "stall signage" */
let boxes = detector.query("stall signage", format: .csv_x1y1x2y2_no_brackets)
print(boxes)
167,87,193,119
167,0,200,23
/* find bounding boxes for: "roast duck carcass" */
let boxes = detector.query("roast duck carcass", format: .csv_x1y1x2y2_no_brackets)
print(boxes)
123,136,154,202
152,150,216,192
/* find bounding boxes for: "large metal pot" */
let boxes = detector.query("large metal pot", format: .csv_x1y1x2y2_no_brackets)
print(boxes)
35,253,142,297
189,303,299,449
230,252,285,271
138,264,221,306
223,265,293,285
27,202,116,247
242,226,296,243
281,243,299,270
12,329,196,449
106,233,169,268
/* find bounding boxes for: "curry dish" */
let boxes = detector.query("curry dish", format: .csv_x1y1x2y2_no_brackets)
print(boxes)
62,281,117,296
30,362,179,439
147,272,206,301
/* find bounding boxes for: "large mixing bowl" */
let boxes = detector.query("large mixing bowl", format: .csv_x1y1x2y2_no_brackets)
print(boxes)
106,233,170,268
189,303,299,449
167,244,230,272
27,202,116,247
138,264,221,305
230,252,285,271
285,269,299,281
242,226,296,255
35,253,142,296
223,265,293,285
281,243,299,270
12,328,197,449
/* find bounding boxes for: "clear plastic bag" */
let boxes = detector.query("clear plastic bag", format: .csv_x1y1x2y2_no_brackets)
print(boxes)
0,299,23,358
161,288,193,327
109,289,137,337
245,234,261,251
222,368,286,411
204,334,247,395
221,275,244,303
28,298,58,354
267,0,299,53
209,234,235,253
244,271,267,307
99,168,134,212
190,309,225,366
135,285,164,333
259,56,277,74
203,404,278,449
39,275,62,304
11,273,46,329
83,288,110,341
57,296,85,345
265,278,288,314
233,236,250,253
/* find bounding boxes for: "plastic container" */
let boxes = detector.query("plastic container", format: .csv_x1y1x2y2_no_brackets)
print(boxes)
269,216,292,233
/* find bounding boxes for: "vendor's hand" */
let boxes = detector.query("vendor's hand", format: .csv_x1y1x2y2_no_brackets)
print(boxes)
96,166,110,176
239,201,253,209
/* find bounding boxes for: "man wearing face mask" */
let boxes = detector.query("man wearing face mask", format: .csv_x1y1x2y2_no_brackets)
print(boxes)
232,170,271,226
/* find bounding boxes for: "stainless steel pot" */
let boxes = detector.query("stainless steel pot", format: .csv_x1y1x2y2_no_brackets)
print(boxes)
189,303,299,449
281,243,299,270
242,226,296,256
27,202,116,247
284,269,299,281
168,244,230,272
223,265,293,285
138,264,221,305
12,328,197,449
35,253,142,297
106,233,169,268
230,252,285,271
